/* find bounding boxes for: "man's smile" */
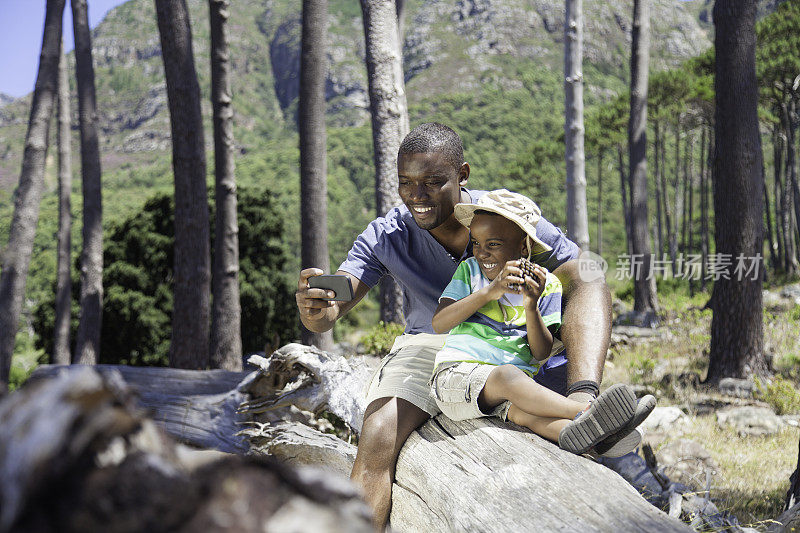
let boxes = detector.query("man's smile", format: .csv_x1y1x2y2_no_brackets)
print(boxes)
411,205,435,215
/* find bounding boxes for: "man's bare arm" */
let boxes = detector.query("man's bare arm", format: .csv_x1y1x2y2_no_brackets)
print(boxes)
552,259,611,394
296,269,371,333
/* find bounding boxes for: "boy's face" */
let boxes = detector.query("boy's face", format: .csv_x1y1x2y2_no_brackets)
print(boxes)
469,213,526,280
397,151,468,230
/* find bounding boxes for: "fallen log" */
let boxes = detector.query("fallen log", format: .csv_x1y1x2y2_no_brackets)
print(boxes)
30,364,251,453
29,345,690,531
1,366,372,533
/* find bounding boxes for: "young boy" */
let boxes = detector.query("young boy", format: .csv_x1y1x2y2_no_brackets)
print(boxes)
431,189,651,455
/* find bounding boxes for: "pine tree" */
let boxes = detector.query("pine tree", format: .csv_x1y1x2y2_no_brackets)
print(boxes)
72,0,104,364
209,0,242,369
155,0,211,369
0,0,65,389
299,0,334,351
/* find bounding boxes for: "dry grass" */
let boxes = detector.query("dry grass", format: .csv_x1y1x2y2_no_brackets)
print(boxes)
659,417,797,528
606,285,800,530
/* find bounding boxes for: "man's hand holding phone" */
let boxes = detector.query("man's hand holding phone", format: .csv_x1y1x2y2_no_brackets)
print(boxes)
296,269,354,331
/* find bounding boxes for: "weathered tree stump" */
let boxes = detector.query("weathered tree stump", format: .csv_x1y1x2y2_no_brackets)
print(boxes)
1,365,372,533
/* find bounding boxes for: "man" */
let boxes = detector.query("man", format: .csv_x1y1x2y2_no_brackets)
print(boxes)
296,123,610,529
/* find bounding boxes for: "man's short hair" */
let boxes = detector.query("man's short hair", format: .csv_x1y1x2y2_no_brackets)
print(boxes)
398,122,464,173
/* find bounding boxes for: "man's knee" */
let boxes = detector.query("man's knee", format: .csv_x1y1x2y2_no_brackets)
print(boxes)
357,397,429,464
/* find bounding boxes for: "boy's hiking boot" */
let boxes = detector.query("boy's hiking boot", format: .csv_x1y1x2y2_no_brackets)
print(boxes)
558,383,637,455
594,394,657,458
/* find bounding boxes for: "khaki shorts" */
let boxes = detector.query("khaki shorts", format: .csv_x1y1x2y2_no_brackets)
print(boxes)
431,362,511,422
364,333,446,416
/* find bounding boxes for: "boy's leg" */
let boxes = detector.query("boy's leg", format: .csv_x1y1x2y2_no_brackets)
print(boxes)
506,405,570,442
480,364,589,420
351,396,430,529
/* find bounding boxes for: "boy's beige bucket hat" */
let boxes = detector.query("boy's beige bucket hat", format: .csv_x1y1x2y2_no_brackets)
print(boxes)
454,188,552,254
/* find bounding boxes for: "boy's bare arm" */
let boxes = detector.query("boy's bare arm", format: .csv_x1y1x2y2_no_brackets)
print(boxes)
432,292,493,333
524,304,553,361
521,265,553,360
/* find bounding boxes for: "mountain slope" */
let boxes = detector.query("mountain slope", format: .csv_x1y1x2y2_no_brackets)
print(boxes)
0,0,711,190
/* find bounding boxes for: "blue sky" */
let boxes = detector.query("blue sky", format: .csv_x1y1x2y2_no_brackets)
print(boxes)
0,0,129,98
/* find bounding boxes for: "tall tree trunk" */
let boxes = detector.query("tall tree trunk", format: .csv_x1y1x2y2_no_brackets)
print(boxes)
72,0,103,365
707,0,767,383
597,150,603,256
687,135,695,295
779,126,798,273
670,119,683,274
53,39,73,365
564,0,590,251
618,146,633,257
654,119,663,256
360,0,409,325
702,127,713,292
660,126,672,264
783,102,800,266
628,0,657,312
155,0,211,369
774,128,787,270
0,0,65,390
681,135,691,255
396,0,406,45
763,139,777,272
299,0,334,352
209,0,242,369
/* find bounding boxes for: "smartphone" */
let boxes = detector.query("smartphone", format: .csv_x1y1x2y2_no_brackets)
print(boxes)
308,274,354,302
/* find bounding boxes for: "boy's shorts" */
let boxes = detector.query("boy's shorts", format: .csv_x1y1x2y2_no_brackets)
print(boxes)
430,362,511,422
364,333,446,416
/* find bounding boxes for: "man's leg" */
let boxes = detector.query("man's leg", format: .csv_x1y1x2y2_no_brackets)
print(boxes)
554,260,612,402
350,396,430,530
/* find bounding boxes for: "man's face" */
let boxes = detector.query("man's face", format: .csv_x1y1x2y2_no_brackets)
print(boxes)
397,151,467,230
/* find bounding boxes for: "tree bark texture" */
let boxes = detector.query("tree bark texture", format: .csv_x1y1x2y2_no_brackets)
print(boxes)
360,0,409,325
299,0,334,352
28,348,690,533
597,151,603,255
0,0,65,389
155,0,211,369
628,0,658,312
702,128,712,291
564,0,590,251
618,146,633,257
209,0,242,370
708,0,767,383
783,102,800,263
5,366,372,533
671,121,683,274
660,126,672,262
54,39,72,365
654,121,663,256
71,0,104,365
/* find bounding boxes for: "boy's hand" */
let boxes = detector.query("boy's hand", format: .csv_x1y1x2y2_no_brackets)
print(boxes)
485,260,526,300
521,264,547,308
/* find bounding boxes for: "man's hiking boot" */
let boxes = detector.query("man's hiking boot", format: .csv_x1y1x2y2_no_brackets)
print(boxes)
557,383,637,455
594,394,657,457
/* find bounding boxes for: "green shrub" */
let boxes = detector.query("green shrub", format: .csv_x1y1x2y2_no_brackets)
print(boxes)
360,321,404,356
33,187,299,366
755,376,800,415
